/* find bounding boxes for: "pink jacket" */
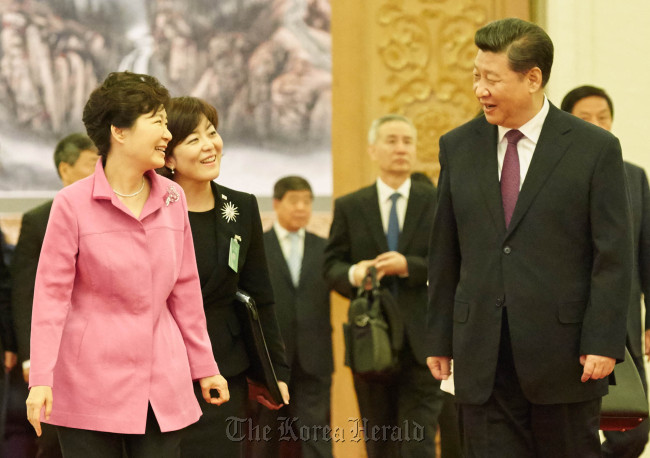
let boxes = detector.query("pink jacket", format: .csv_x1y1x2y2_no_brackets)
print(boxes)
29,161,219,433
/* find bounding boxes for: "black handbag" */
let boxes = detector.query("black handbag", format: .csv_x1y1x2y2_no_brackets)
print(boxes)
600,347,649,431
343,267,404,376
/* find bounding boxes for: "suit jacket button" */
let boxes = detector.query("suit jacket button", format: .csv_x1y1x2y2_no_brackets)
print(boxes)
503,246,512,254
496,297,504,307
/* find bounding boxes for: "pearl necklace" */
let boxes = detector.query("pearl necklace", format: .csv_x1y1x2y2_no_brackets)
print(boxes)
113,177,145,198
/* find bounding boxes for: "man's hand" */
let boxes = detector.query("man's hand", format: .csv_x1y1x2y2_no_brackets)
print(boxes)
645,330,650,361
199,374,230,405
580,354,616,382
374,251,408,277
4,351,17,373
26,385,53,437
427,356,452,380
352,260,376,286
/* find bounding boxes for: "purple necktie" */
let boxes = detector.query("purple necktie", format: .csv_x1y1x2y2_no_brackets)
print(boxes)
501,129,524,228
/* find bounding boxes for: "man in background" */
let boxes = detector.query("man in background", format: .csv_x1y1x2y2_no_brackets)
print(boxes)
324,114,444,457
0,230,30,456
11,132,98,458
562,85,650,458
253,175,333,457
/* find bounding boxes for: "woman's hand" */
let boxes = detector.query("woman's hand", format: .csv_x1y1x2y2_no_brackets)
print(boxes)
26,385,53,436
199,374,230,406
251,380,290,410
278,381,290,405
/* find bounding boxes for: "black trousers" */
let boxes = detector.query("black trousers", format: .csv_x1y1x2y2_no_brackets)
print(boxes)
352,341,445,458
1,366,37,458
601,352,650,458
56,404,181,458
38,423,63,458
180,372,249,458
459,310,602,457
438,391,463,458
250,359,332,458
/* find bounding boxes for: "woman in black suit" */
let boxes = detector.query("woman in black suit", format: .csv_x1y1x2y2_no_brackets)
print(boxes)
160,96,290,457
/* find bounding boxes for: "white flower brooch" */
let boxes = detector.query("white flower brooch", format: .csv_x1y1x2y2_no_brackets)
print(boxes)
221,201,239,223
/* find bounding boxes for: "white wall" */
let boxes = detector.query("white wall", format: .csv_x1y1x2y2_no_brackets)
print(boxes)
544,0,650,171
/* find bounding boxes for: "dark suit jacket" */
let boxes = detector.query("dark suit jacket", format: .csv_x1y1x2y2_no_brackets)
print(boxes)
428,104,633,405
9,200,52,362
624,162,650,359
0,231,16,354
324,180,437,364
264,228,333,376
198,182,289,382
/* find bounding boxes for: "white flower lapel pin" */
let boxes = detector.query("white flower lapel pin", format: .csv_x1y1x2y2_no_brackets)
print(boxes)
165,185,180,206
221,201,239,223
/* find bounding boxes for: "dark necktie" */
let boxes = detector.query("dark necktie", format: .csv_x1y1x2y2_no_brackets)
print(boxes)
387,192,400,251
501,129,524,228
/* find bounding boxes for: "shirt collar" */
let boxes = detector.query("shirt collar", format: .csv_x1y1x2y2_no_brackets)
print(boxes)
273,221,305,240
376,177,411,203
498,95,550,145
91,159,168,206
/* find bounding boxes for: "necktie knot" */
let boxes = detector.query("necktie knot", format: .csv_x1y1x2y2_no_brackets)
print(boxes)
389,192,400,204
505,129,524,145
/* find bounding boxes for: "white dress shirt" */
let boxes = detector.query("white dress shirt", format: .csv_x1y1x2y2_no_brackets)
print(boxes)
497,96,550,189
347,177,411,286
273,221,305,264
376,177,411,234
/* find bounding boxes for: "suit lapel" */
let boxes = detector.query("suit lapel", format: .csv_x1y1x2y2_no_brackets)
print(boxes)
358,185,389,252
399,184,426,252
506,105,571,236
300,232,318,287
267,228,295,288
473,121,506,233
200,183,232,295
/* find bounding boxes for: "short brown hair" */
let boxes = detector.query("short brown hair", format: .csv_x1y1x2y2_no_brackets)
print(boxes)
82,71,170,160
158,96,220,179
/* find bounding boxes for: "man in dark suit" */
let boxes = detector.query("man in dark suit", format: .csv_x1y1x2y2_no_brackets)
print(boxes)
251,175,333,457
0,231,30,457
562,84,650,458
427,18,633,457
10,133,97,458
324,114,444,457
0,232,17,389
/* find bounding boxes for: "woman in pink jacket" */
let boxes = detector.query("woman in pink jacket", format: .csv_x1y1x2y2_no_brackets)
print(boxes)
25,72,229,458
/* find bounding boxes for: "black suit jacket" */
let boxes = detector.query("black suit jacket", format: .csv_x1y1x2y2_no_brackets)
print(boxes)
197,182,289,382
264,228,333,376
324,180,437,364
624,162,650,359
0,231,16,353
428,104,633,405
9,200,52,362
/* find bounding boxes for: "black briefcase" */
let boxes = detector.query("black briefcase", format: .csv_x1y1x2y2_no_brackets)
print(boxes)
600,347,649,431
234,290,284,405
